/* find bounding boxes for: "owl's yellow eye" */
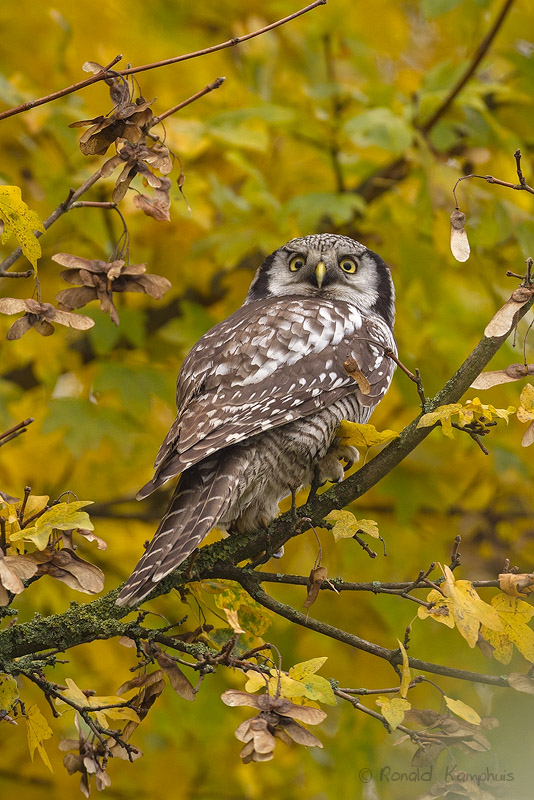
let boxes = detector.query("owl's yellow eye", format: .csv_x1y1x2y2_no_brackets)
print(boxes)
289,255,305,271
339,258,357,274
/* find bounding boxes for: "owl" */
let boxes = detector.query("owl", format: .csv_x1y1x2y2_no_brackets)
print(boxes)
116,234,396,606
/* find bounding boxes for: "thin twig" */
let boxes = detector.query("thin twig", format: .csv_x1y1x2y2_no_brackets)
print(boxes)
0,418,34,448
0,2,326,123
239,578,509,687
151,77,226,126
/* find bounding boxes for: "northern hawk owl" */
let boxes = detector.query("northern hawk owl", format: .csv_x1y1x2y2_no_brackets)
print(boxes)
117,234,396,606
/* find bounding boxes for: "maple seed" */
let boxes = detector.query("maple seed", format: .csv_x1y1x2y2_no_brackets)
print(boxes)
450,209,470,262
0,297,94,339
343,357,371,394
53,253,171,326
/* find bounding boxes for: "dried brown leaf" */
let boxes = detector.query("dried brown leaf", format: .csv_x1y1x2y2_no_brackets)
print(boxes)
304,565,328,608
6,316,33,340
498,572,534,597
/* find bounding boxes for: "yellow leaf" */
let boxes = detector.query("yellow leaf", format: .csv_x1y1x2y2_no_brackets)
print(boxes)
0,185,45,269
397,640,411,699
289,657,328,680
25,704,53,772
441,565,502,648
417,590,455,628
417,399,516,439
376,696,411,730
244,672,268,693
417,404,462,430
517,383,534,425
0,673,19,712
337,421,399,448
483,593,534,663
444,696,481,725
325,510,379,541
58,679,140,727
273,672,307,699
295,674,337,706
9,501,94,551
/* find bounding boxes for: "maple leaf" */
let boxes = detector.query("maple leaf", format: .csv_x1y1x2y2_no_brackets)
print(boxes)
337,420,398,448
25,704,53,772
0,185,45,269
444,696,481,725
517,383,534,447
324,509,379,541
376,696,411,730
9,501,94,551
480,593,534,664
418,566,502,648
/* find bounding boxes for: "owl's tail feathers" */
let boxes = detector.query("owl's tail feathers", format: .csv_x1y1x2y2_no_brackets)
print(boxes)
116,454,245,607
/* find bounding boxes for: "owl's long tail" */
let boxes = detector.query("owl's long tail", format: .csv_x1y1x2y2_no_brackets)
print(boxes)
116,452,247,607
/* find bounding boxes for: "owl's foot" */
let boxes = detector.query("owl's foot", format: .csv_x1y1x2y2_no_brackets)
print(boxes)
316,441,359,484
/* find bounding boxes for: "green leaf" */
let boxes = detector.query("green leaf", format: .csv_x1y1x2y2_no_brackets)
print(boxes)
421,0,463,19
283,192,366,230
344,108,413,156
0,185,45,269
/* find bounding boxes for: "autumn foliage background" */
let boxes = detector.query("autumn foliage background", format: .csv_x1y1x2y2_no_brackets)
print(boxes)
1,0,534,798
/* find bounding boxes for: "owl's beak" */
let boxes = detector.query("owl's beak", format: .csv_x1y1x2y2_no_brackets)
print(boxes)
314,261,326,288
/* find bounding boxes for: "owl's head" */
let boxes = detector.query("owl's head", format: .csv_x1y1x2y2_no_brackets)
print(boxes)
245,234,395,329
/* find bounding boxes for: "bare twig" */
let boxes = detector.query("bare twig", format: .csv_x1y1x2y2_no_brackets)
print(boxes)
0,418,34,448
0,2,326,123
453,149,534,207
151,77,226,126
239,578,509,688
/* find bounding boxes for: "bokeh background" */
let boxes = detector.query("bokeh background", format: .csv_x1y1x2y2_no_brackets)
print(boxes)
1,0,533,797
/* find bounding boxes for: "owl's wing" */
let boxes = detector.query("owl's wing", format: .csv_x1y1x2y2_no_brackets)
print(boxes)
138,297,395,498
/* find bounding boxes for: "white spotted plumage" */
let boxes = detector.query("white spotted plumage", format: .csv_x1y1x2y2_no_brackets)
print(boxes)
117,234,396,606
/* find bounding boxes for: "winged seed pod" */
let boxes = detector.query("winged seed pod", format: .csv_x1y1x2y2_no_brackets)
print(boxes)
450,209,470,263
471,363,534,390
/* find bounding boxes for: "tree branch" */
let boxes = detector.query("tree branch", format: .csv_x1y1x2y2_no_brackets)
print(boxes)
239,578,509,688
0,296,530,671
0,1,326,123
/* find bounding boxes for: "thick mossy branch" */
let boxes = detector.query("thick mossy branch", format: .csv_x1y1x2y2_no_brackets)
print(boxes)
0,304,531,667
